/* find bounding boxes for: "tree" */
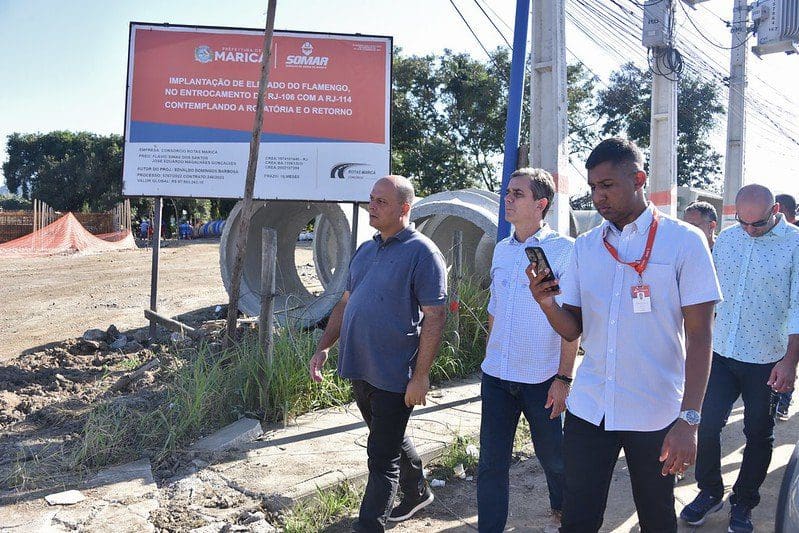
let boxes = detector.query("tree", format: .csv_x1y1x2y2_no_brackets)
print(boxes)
0,194,31,211
565,63,600,158
391,51,487,196
595,62,724,188
3,131,124,212
2,131,225,222
392,48,601,195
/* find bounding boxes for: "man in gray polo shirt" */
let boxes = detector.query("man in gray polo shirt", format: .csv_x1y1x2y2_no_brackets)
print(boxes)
309,175,448,533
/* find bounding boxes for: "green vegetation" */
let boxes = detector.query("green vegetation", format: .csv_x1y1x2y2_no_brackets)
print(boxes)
70,277,489,472
281,482,362,533
428,435,480,480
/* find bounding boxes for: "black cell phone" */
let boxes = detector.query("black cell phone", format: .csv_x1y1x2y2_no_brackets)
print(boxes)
525,246,559,291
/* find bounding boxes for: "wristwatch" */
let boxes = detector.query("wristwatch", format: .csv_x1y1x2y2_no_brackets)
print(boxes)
678,409,701,426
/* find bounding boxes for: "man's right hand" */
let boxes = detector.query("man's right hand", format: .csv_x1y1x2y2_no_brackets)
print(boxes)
525,262,561,310
309,350,328,382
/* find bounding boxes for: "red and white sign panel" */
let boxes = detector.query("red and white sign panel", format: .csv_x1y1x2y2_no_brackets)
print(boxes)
123,23,391,201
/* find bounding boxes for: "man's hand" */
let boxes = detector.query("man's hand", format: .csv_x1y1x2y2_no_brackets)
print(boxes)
309,350,328,383
405,373,430,408
768,358,797,393
545,379,569,419
659,420,698,476
525,263,561,310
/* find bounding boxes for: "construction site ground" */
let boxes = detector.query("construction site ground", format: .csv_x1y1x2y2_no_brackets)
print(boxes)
1,240,797,531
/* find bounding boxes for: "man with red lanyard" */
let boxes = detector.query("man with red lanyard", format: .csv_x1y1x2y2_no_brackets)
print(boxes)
528,138,721,532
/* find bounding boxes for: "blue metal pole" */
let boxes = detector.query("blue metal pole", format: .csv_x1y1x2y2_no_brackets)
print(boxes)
497,0,531,242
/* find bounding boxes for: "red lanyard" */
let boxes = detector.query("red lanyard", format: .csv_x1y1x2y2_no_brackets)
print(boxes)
602,209,659,277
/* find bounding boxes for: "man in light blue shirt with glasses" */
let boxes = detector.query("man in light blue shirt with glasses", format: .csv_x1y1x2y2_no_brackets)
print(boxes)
681,184,799,533
478,168,578,533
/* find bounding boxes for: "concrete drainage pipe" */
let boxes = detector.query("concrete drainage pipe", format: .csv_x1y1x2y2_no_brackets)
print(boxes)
313,205,372,289
220,200,369,328
411,189,500,278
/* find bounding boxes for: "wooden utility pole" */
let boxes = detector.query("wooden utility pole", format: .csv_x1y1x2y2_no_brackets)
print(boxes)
148,197,164,339
449,230,463,350
225,0,278,346
259,227,277,363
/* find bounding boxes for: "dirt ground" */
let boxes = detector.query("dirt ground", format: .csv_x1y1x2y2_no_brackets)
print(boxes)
0,239,320,362
327,402,799,533
0,240,227,361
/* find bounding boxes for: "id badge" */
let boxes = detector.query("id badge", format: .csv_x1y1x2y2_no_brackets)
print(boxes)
631,285,651,313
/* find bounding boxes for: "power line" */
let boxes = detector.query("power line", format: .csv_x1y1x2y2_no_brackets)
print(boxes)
447,0,511,84
448,0,493,61
567,0,799,155
676,0,752,51
472,0,513,50
476,0,513,33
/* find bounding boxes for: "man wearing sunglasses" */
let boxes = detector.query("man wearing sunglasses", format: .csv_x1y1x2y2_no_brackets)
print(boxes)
681,184,799,533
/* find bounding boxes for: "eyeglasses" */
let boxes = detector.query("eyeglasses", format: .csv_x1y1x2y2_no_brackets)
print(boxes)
735,204,776,228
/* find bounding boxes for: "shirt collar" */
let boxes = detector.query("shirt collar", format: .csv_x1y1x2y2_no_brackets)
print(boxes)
373,223,415,245
601,202,655,237
509,222,556,245
769,213,789,237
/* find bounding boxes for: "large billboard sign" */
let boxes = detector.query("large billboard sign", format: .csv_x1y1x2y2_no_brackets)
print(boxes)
123,23,392,201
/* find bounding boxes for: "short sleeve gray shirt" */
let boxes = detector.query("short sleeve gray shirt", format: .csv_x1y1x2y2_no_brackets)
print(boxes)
337,225,447,393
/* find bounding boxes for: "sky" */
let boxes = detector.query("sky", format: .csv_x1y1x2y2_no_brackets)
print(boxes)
1,0,798,195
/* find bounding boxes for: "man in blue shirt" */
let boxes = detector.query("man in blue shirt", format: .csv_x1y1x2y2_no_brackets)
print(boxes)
309,175,448,533
681,184,799,533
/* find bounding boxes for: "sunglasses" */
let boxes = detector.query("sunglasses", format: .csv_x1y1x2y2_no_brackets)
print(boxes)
735,204,776,228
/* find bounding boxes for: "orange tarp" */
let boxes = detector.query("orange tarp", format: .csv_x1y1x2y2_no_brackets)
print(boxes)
0,212,136,257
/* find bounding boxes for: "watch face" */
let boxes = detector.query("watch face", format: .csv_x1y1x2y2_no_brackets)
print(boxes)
683,410,701,425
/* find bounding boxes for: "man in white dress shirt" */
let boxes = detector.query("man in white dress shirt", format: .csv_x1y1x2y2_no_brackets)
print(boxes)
528,138,721,532
681,184,799,533
477,168,578,533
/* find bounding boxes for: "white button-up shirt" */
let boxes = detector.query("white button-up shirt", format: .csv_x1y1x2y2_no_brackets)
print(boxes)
713,214,799,364
483,224,574,384
560,204,722,431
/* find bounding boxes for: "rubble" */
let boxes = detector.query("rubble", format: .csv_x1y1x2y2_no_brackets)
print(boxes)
193,418,263,453
44,489,86,505
110,335,128,350
82,328,107,342
124,340,144,353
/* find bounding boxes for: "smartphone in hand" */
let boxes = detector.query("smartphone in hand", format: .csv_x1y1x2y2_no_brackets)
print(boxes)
525,246,559,292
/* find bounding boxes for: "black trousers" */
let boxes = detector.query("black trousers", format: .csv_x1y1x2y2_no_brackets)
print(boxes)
695,353,777,508
351,379,425,533
560,412,677,533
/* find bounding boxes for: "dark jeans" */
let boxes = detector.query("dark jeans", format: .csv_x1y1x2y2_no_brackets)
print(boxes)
477,373,564,533
561,412,677,533
778,391,793,408
695,352,777,509
351,379,424,533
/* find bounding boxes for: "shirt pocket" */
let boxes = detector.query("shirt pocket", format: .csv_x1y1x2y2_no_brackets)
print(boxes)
641,262,678,312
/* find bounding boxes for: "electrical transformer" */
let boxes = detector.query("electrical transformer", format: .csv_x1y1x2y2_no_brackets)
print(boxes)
752,0,799,55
